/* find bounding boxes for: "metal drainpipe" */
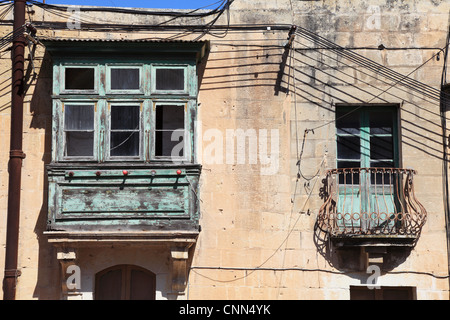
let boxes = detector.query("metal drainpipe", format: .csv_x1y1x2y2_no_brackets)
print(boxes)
3,0,26,300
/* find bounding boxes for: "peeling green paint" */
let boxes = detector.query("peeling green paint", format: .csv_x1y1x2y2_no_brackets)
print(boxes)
47,164,201,232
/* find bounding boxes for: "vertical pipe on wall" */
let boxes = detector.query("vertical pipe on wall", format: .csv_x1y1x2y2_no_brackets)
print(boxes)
2,0,26,300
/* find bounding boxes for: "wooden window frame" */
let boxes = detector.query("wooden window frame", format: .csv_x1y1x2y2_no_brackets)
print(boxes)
52,61,196,163
58,100,99,162
105,101,144,162
105,64,145,95
151,64,189,95
152,100,190,162
336,104,400,171
334,104,401,232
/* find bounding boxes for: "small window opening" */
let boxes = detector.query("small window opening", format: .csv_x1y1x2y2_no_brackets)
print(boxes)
110,68,140,90
155,68,185,91
65,67,95,90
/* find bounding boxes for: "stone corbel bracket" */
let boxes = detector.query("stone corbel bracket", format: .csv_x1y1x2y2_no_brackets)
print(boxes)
170,245,193,294
46,231,200,298
56,247,82,300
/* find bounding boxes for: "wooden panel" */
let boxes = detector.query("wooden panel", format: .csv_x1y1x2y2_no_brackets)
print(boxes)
47,164,201,232
129,268,156,300
95,268,123,300
59,187,188,218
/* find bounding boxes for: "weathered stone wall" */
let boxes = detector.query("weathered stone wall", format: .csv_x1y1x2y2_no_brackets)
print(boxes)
190,0,450,300
0,0,449,299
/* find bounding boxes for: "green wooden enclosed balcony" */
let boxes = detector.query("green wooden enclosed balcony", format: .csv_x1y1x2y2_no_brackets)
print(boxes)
42,38,209,243
316,167,427,246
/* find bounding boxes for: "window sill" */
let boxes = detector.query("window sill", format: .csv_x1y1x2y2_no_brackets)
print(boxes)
44,230,199,246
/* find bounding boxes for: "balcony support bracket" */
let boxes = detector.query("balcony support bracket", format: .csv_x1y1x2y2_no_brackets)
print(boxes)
56,247,82,300
170,244,193,295
361,246,386,271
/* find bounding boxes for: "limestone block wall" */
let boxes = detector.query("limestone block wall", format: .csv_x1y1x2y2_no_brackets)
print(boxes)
188,0,450,300
0,0,449,299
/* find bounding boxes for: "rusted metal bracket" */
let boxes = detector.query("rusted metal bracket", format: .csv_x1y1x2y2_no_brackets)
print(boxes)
3,269,22,279
275,25,297,96
9,150,26,159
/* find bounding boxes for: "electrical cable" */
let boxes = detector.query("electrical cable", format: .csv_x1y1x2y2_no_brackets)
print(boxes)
0,26,25,51
290,43,450,141
0,1,12,20
293,28,450,105
292,41,450,134
28,0,229,17
294,28,444,99
28,0,231,27
26,0,234,41
292,44,447,113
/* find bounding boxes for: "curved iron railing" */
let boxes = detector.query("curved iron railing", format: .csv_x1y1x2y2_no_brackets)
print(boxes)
317,168,427,238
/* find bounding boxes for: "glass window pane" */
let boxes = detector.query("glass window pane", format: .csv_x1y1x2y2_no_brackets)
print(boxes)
370,136,393,160
65,68,95,90
111,106,140,130
110,68,140,90
65,105,94,130
66,132,94,157
337,136,360,160
337,161,360,184
370,111,393,134
370,160,394,168
155,130,184,157
155,105,184,130
336,109,360,135
370,161,395,185
110,131,140,157
155,68,185,91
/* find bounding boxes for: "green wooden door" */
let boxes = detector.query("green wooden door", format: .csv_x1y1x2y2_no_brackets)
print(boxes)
336,106,399,234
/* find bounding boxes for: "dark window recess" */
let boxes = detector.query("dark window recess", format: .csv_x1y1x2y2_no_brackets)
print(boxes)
370,111,393,135
370,136,394,160
370,160,395,185
155,105,185,157
96,265,156,300
337,161,361,184
65,68,95,90
110,68,140,90
155,68,185,91
110,105,140,157
350,286,415,300
336,107,397,184
337,136,360,160
336,110,360,135
64,105,94,157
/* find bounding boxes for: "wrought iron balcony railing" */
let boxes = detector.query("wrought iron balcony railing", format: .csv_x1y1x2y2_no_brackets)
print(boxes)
317,168,427,239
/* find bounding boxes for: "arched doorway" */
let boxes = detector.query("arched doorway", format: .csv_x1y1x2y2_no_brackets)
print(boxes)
95,265,156,300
